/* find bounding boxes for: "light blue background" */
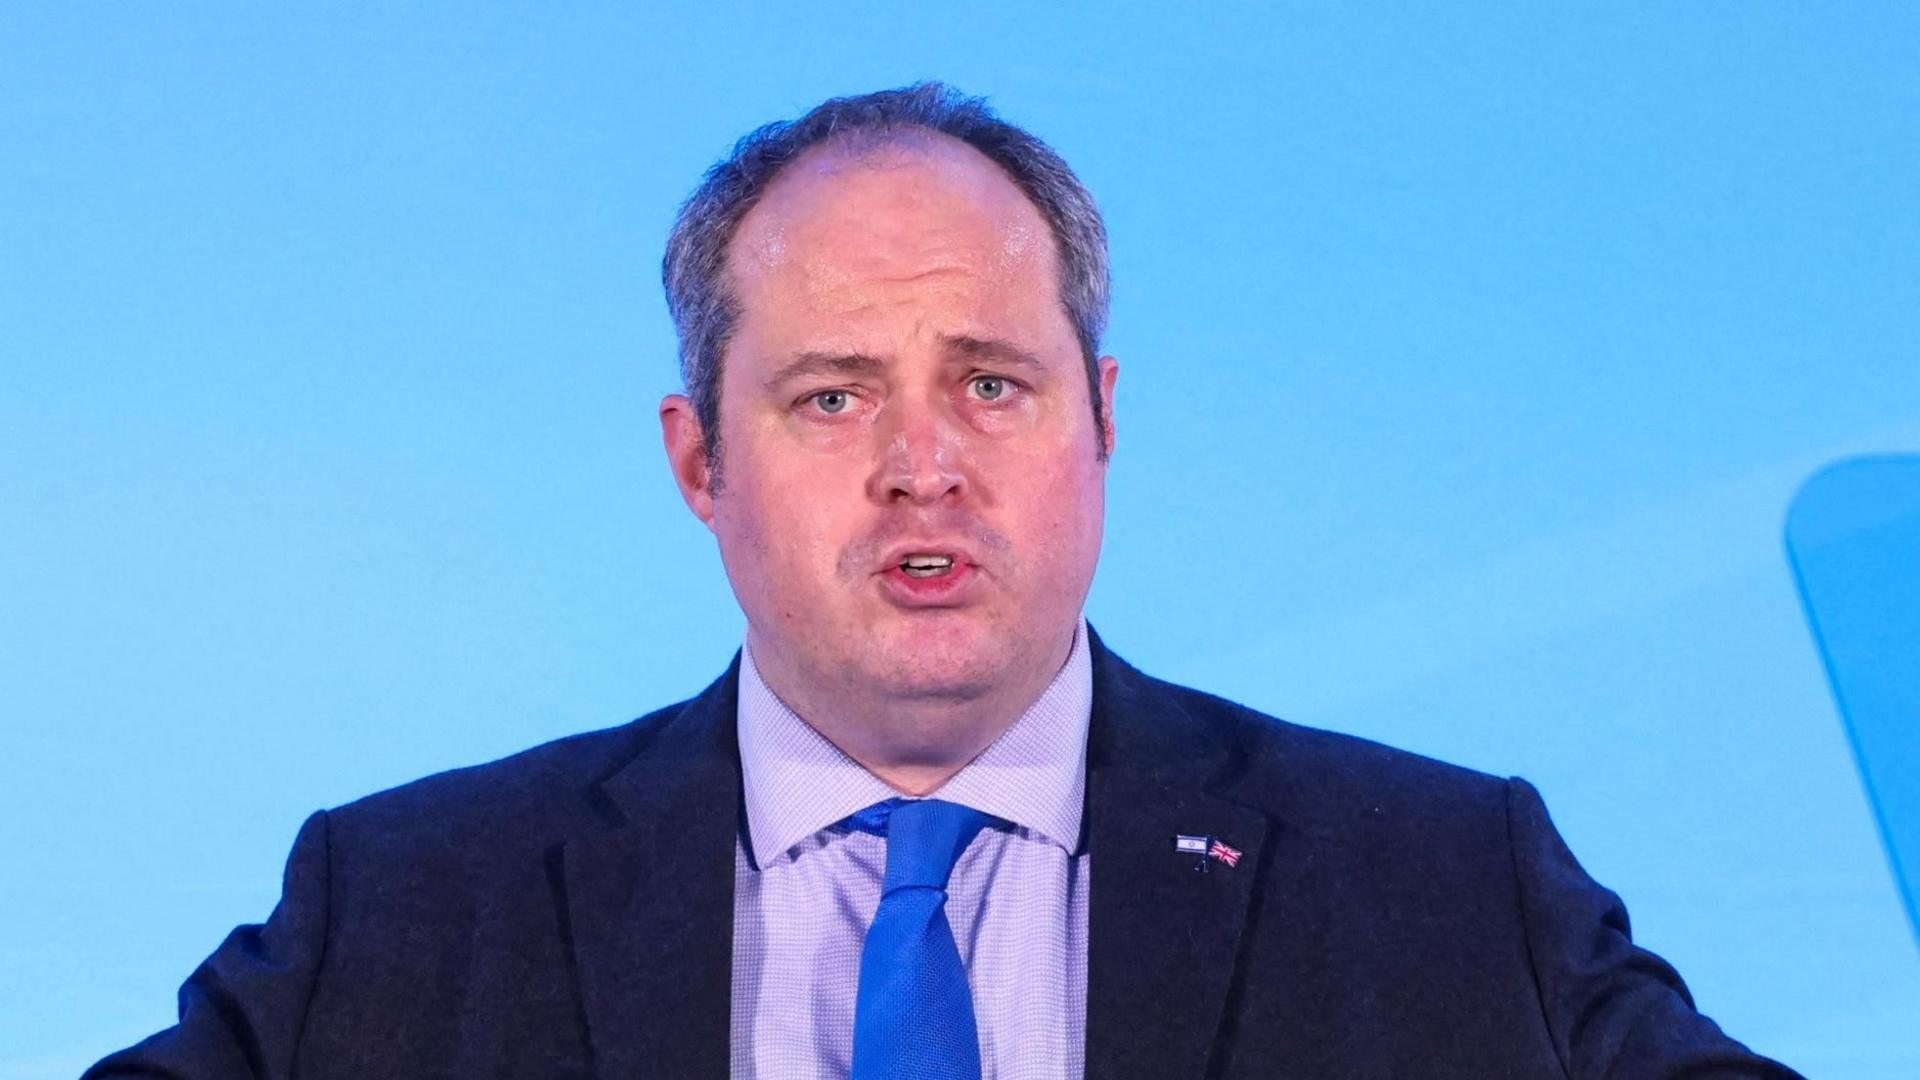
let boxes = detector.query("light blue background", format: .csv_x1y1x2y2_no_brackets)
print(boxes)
4,4,1917,1076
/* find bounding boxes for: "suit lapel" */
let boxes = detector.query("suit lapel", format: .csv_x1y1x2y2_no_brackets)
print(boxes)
549,634,1280,1078
1084,630,1274,1080
556,659,742,1080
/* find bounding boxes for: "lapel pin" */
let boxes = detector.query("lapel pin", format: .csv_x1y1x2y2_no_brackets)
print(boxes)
1174,834,1242,872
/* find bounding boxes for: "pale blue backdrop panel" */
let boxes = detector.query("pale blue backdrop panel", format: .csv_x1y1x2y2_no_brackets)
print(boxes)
1788,456,1920,946
3,4,1918,1078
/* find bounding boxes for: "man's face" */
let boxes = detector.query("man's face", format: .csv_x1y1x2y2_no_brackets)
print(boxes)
665,134,1116,726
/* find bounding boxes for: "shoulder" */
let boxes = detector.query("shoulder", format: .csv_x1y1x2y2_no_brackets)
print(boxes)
320,695,696,864
1115,654,1515,837
1147,671,1528,900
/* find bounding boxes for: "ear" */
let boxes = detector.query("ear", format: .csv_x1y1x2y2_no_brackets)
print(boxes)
659,393,716,527
1096,355,1119,459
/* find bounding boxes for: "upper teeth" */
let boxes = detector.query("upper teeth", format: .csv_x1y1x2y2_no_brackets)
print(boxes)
903,554,953,569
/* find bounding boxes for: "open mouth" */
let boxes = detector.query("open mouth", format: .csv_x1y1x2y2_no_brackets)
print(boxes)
899,554,956,579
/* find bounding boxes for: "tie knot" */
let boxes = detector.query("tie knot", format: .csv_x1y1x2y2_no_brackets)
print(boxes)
848,798,995,892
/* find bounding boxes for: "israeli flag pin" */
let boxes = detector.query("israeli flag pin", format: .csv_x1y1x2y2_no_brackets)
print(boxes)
1174,833,1242,872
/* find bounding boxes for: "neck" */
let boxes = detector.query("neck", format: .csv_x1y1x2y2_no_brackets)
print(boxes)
748,624,1078,797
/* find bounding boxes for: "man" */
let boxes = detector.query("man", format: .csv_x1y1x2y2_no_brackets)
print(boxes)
86,83,1801,1079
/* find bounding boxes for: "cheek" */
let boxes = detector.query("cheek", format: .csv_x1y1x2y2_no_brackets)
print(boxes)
719,467,861,592
1002,450,1105,563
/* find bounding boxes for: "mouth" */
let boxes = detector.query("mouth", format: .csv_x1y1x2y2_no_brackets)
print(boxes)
874,545,979,606
897,553,957,579
876,540,978,576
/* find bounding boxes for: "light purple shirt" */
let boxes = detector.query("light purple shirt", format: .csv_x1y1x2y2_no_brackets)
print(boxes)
730,619,1092,1080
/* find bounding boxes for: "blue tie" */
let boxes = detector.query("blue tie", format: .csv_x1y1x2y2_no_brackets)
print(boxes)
845,798,995,1080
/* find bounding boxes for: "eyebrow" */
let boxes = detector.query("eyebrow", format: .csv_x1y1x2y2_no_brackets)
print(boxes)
762,351,888,393
940,334,1048,373
759,335,1050,394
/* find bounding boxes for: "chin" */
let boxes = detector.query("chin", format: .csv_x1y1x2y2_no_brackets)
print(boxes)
865,629,1006,703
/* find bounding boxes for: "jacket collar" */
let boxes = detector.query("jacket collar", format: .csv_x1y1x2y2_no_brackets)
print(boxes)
555,626,1277,1079
556,655,743,1079
1081,625,1275,1080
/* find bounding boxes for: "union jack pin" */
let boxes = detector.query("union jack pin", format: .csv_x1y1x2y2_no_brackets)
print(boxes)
1174,834,1242,872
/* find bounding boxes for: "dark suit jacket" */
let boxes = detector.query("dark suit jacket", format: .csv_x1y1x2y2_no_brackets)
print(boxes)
86,629,1800,1078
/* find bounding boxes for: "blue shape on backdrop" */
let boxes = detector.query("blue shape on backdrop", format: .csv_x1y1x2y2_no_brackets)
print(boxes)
1787,455,1920,947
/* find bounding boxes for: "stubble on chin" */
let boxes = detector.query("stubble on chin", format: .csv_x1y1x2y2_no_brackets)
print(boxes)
806,599,983,693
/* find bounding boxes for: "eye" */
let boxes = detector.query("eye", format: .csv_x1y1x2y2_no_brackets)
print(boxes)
810,389,852,415
970,376,1009,402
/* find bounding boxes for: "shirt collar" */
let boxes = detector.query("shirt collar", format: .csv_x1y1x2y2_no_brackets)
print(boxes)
737,618,1091,868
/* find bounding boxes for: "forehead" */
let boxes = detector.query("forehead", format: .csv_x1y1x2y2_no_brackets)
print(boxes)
724,132,1060,318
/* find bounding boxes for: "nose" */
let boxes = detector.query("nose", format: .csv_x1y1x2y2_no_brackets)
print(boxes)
871,397,967,506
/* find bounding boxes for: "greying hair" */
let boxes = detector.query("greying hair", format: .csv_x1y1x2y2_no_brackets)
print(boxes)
662,81,1111,488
